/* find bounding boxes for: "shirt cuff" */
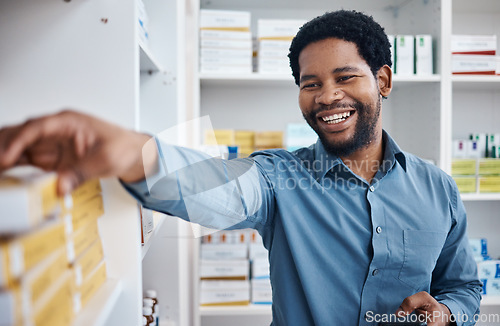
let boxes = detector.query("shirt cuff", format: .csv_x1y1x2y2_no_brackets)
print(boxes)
438,298,466,326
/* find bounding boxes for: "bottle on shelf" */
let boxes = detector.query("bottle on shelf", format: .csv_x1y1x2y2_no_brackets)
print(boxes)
144,289,159,325
143,306,154,326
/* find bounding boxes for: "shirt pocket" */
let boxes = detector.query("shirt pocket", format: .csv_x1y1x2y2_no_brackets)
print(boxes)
398,230,447,290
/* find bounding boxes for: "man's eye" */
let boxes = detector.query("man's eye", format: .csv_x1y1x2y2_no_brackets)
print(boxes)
338,75,355,82
302,83,319,89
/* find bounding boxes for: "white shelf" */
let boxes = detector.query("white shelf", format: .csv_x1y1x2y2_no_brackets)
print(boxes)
461,193,500,201
452,75,500,90
481,295,500,306
141,213,167,260
139,41,163,73
199,304,272,316
73,279,123,326
200,73,441,87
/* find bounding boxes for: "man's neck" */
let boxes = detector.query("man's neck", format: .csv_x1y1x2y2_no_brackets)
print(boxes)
340,133,384,184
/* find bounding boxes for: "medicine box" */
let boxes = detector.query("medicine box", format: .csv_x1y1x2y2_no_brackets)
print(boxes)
251,257,270,279
415,35,433,75
199,10,251,30
200,280,250,306
451,35,497,55
251,278,272,304
257,19,305,40
478,159,500,175
469,238,488,257
481,279,500,295
200,243,248,260
451,159,477,175
395,35,414,75
453,176,477,193
478,260,500,279
452,55,497,75
479,176,500,193
200,259,249,280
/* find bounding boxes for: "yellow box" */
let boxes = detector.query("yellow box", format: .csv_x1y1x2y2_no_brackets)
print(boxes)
61,179,101,210
63,194,104,235
451,159,477,176
234,131,255,147
453,176,477,193
479,159,500,175
66,219,100,263
0,167,58,233
204,129,235,146
71,239,104,287
238,146,255,157
479,176,500,193
254,131,283,148
75,261,107,312
1,219,67,284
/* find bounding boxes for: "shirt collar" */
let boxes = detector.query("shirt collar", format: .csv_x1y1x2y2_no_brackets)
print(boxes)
313,130,407,181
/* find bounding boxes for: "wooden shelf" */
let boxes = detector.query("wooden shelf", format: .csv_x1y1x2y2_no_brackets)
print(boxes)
73,279,123,326
199,304,272,316
141,213,167,260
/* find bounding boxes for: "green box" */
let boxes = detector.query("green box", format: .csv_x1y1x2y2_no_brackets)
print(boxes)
452,159,477,176
478,159,500,175
453,176,477,193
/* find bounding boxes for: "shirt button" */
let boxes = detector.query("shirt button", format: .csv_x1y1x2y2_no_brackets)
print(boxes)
369,185,375,192
376,226,382,234
372,269,379,276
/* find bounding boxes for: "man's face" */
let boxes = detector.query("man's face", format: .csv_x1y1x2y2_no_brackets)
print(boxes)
298,38,383,157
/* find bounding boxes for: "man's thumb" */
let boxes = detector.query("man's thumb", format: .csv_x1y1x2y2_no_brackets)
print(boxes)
57,168,88,196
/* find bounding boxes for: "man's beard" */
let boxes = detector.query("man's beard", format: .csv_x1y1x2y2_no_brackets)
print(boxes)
303,98,381,157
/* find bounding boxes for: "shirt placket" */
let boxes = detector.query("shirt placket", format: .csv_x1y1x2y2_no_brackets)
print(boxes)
358,180,389,326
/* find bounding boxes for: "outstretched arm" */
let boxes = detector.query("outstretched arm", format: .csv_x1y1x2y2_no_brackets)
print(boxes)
0,110,157,194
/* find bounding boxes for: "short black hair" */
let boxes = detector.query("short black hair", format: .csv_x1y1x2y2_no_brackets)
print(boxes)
288,10,392,86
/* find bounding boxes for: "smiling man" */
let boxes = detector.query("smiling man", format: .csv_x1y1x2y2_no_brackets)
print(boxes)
0,10,481,326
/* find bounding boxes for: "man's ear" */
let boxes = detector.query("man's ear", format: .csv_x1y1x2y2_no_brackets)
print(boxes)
377,65,393,98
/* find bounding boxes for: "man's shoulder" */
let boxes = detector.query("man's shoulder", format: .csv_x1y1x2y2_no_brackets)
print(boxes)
403,151,456,188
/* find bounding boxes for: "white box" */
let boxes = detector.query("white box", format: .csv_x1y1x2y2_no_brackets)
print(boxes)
200,10,251,29
200,64,252,74
395,35,415,75
201,48,253,59
259,39,291,50
200,259,249,280
481,279,500,295
387,35,395,70
200,243,248,260
415,35,433,75
258,58,290,74
200,30,251,40
200,280,250,305
200,56,252,66
452,54,497,75
452,140,467,158
259,48,289,58
451,35,497,55
478,260,500,279
497,56,500,75
251,258,270,279
251,278,272,304
469,238,488,257
200,39,252,49
257,19,305,39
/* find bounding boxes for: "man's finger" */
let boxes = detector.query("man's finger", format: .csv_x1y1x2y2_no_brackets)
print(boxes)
396,291,433,316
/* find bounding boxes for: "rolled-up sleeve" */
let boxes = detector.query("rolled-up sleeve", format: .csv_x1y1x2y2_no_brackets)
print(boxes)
431,181,482,326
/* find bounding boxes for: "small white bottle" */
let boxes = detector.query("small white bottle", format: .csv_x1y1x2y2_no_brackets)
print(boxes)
145,289,159,326
143,307,154,326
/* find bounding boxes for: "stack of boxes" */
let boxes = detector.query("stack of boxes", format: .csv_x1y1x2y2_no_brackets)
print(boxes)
452,134,500,193
470,238,500,296
199,230,271,306
199,231,250,306
451,35,499,75
0,167,107,326
389,34,434,75
257,19,305,74
199,10,253,74
204,129,284,157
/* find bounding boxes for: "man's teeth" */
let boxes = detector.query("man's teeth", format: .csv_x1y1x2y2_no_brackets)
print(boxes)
322,111,351,124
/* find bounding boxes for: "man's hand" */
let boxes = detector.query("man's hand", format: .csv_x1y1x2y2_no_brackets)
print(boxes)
396,291,453,326
0,110,156,195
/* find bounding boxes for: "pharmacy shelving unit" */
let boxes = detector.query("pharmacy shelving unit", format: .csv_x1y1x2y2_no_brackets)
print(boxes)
182,0,500,325
0,0,196,325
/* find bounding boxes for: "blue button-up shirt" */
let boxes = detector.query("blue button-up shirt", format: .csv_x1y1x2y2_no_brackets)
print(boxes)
123,130,481,326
